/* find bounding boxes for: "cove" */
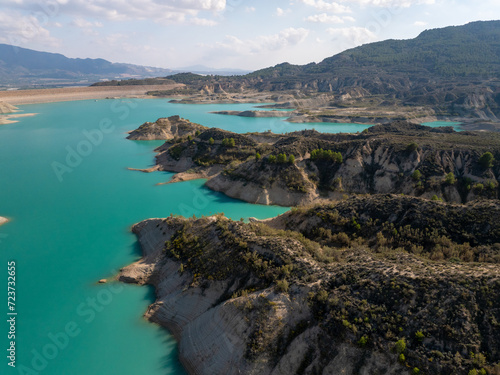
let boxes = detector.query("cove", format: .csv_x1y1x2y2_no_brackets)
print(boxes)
0,98,457,375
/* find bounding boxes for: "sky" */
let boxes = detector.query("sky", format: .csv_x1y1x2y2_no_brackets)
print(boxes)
1,0,500,71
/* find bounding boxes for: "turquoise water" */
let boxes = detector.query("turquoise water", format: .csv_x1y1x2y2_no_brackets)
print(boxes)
0,98,459,375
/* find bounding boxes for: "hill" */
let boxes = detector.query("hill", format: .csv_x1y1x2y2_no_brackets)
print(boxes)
0,44,172,88
149,21,500,123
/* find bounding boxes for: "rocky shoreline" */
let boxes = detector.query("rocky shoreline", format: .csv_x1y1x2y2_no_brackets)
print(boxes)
129,118,500,207
119,200,500,375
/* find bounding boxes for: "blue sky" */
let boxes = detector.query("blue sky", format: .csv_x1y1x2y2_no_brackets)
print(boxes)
1,0,500,71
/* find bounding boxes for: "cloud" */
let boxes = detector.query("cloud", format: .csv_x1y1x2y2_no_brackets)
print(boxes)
339,0,434,7
3,0,226,25
72,18,103,28
299,0,351,13
190,17,218,26
213,27,310,55
245,6,256,12
305,13,355,23
414,21,428,26
0,10,60,47
327,26,377,47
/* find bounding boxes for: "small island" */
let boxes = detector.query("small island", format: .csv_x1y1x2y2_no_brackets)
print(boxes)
0,216,8,226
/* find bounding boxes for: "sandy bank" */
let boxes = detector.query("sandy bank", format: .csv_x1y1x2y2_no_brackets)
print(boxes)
0,113,37,125
0,217,9,226
0,84,183,105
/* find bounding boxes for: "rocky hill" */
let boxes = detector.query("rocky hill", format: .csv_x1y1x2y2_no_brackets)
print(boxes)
119,196,500,375
134,119,500,206
126,116,207,140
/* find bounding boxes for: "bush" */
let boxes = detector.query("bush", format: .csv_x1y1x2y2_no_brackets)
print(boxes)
288,154,296,164
479,152,494,168
276,279,289,293
311,149,343,163
358,335,368,347
415,331,425,341
395,338,406,354
412,170,422,181
431,195,442,201
406,142,419,152
277,153,287,163
398,353,406,363
412,368,420,375
268,155,277,163
222,138,236,147
445,172,456,185
209,137,215,145
255,152,261,160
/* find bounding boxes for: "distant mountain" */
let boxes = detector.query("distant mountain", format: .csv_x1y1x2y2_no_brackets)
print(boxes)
164,21,500,120
173,65,251,76
0,44,173,88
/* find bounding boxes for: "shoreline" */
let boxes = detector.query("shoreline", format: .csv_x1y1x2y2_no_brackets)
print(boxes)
0,84,183,105
0,113,37,125
0,217,9,226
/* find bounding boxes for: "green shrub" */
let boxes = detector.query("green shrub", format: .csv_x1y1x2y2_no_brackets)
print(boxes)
311,149,343,163
431,195,442,201
415,331,425,341
288,154,296,164
445,172,456,185
406,142,419,152
395,338,406,354
268,155,277,163
222,138,236,147
412,170,422,181
277,153,287,163
412,368,420,375
398,353,406,363
479,152,494,168
276,279,289,293
209,137,214,145
358,335,369,347
255,152,261,160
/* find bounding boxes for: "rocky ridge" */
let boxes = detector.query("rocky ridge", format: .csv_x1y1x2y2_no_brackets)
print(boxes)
134,119,500,206
120,196,500,375
127,115,207,140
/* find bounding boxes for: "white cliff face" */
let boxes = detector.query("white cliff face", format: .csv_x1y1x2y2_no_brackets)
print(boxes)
119,217,410,375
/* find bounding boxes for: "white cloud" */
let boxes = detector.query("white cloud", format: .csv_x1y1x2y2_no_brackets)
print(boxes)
327,26,377,46
305,13,355,23
245,6,256,12
72,18,103,28
339,0,434,7
0,10,60,47
213,27,310,55
300,0,351,13
3,0,226,25
190,17,218,26
414,21,428,26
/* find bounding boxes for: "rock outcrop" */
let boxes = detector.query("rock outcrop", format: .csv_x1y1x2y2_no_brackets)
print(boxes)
127,115,207,140
120,201,500,375
131,119,500,206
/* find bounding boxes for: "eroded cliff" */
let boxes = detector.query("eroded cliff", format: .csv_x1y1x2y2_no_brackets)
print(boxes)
120,196,500,375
